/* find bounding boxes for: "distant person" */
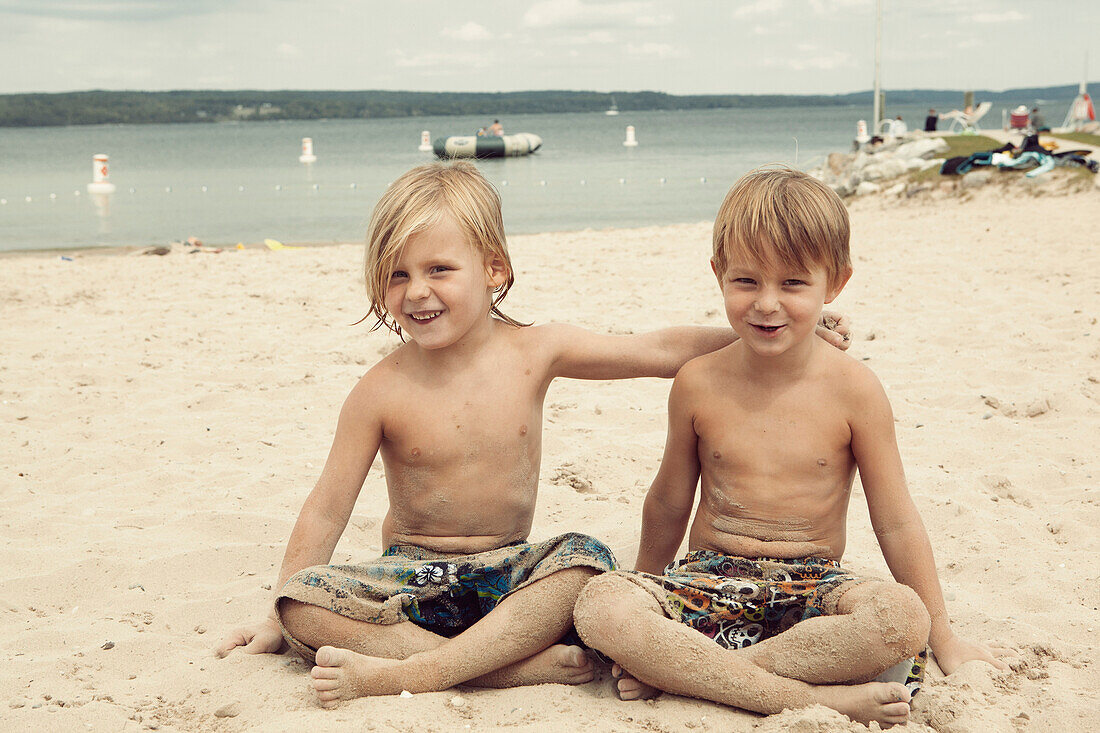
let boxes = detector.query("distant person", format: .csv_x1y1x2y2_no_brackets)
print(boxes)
1029,107,1049,133
490,119,503,136
924,109,938,132
892,115,907,135
476,127,488,137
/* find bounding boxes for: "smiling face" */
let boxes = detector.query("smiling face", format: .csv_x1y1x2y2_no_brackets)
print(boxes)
715,256,850,359
383,214,508,351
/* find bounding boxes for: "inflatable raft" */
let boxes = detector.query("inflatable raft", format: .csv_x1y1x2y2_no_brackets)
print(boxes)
433,133,542,159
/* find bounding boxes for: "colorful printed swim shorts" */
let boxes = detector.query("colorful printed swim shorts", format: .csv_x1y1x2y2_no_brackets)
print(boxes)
618,550,926,692
275,531,616,662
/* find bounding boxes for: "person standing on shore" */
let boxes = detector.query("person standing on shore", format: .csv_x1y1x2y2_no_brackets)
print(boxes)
924,109,938,132
489,119,503,136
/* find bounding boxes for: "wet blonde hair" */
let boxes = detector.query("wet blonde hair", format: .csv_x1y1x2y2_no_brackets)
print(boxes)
363,160,524,336
712,165,850,288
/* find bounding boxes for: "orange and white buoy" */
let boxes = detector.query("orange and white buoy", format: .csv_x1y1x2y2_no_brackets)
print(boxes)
419,131,432,152
623,125,638,147
299,137,317,164
87,154,117,194
856,120,870,144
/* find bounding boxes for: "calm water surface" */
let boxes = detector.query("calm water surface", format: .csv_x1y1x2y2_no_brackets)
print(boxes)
0,103,984,251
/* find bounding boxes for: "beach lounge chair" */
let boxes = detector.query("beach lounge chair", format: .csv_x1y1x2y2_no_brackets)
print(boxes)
942,102,992,134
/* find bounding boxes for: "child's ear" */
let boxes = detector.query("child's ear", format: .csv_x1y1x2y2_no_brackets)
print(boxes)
485,255,509,288
710,258,722,284
825,266,853,303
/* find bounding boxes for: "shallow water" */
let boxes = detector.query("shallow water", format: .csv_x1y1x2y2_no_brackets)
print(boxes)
0,101,1048,251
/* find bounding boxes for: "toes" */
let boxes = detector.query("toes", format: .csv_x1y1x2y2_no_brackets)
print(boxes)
312,677,340,691
315,645,342,667
561,645,588,669
610,663,623,679
311,664,338,680
876,682,910,705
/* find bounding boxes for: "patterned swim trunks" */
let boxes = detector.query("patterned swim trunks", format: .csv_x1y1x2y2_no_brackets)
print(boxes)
276,531,617,662
617,550,926,692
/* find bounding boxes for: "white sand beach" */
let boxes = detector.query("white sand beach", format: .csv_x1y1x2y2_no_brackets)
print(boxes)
2,188,1098,731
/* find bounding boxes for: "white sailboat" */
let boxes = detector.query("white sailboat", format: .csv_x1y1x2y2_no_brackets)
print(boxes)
605,96,619,116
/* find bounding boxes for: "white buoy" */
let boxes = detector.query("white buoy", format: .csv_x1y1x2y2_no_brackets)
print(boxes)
418,131,432,152
299,137,317,164
623,125,638,147
87,154,117,195
856,119,870,144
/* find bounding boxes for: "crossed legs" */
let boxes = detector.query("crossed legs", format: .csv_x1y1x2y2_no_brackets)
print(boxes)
572,574,930,727
279,566,598,706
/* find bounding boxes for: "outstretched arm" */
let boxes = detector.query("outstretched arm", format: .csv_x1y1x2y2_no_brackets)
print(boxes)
634,371,703,574
546,313,850,381
215,375,383,657
851,369,1009,674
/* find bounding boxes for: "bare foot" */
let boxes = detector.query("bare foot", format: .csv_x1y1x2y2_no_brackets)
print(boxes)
310,645,407,707
817,681,912,727
473,644,595,688
611,662,661,701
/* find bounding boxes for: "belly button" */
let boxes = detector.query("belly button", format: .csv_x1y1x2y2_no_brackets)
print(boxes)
817,458,827,466
411,447,421,458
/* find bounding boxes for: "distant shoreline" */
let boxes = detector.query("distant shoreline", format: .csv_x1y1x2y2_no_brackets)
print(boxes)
0,84,1087,128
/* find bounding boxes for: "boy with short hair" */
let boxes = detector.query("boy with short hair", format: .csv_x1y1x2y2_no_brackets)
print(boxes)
573,166,1010,727
215,161,851,706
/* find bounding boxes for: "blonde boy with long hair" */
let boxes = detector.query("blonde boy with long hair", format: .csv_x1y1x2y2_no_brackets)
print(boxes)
573,167,1010,727
216,161,849,704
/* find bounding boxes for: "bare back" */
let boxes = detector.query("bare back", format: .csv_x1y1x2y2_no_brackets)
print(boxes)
683,339,867,561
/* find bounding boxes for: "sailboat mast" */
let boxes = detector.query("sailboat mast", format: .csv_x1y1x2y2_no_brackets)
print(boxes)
873,0,883,128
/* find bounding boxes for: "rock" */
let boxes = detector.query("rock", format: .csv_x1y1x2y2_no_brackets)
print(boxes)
884,183,905,197
861,158,908,181
449,695,467,708
855,181,881,196
960,170,992,190
826,152,853,178
1025,398,1051,417
214,703,240,718
895,137,949,160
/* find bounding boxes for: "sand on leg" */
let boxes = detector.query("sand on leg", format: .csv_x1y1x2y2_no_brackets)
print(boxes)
302,566,598,705
741,580,931,684
573,573,914,727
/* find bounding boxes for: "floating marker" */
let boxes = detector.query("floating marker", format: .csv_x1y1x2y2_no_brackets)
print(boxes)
418,131,432,152
129,187,136,194
0,199,6,205
618,178,626,185
659,177,667,184
275,184,282,191
87,153,117,195
24,196,32,203
238,185,245,192
201,185,208,192
165,186,172,193
299,137,317,164
49,193,57,200
623,125,638,147
312,183,319,190
350,183,357,189
856,119,870,144
700,177,706,184
539,180,547,186
579,179,586,186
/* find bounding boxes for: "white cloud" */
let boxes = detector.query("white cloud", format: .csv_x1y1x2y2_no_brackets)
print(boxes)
734,0,784,19
392,51,491,70
441,22,492,41
626,42,683,60
971,10,1027,23
522,0,657,29
761,48,854,71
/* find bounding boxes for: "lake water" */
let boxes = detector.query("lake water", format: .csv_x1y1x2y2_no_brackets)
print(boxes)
0,102,1028,252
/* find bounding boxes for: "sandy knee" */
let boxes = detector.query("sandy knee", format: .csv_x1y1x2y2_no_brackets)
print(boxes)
847,582,931,659
574,573,659,647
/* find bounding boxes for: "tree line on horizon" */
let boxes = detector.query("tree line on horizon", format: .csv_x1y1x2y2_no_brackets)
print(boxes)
0,86,1083,128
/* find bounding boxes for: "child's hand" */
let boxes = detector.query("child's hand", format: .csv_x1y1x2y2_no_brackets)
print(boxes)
932,634,1012,675
817,310,852,350
214,617,287,658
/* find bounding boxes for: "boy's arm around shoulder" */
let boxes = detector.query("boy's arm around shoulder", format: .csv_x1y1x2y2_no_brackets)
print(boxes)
848,363,1009,674
540,313,852,381
215,369,385,657
634,362,705,574
541,322,735,380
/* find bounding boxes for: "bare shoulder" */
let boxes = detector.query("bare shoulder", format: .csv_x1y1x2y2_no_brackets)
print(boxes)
817,344,890,410
670,349,727,400
342,344,412,414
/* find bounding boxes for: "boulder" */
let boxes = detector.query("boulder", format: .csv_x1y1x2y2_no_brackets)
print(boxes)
855,181,881,196
894,138,949,160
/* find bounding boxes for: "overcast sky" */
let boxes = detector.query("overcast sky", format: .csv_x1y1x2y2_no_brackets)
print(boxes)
1,0,1095,95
